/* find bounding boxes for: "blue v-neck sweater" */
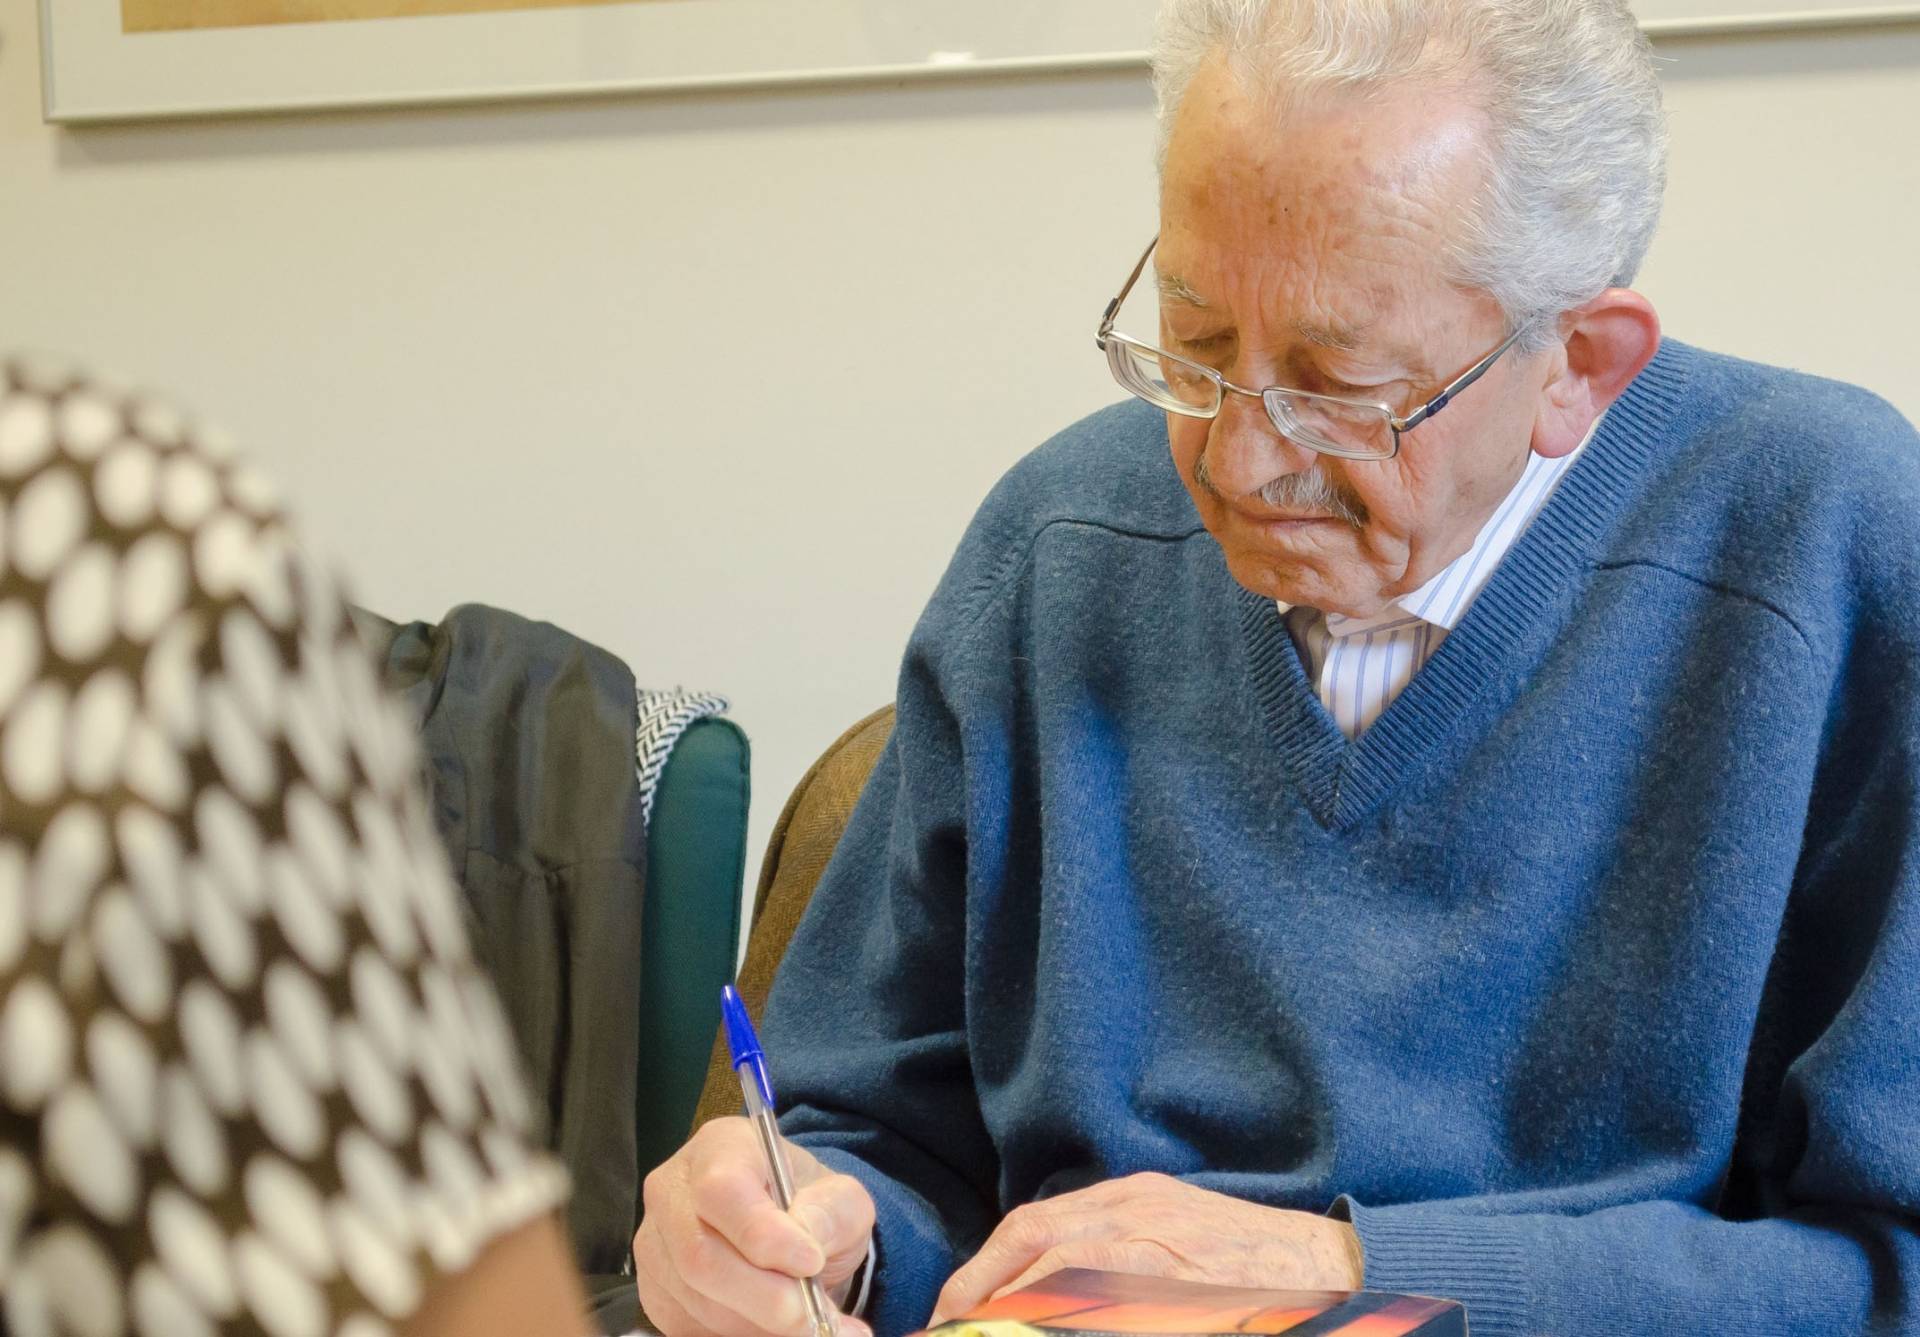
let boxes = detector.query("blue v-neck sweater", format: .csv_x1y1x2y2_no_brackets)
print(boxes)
763,341,1920,1336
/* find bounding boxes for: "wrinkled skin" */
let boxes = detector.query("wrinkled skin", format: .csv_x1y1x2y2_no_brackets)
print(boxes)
929,1173,1365,1324
1158,55,1650,616
633,1117,875,1337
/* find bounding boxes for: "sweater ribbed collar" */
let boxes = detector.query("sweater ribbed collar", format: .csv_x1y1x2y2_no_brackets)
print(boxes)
1235,341,1692,829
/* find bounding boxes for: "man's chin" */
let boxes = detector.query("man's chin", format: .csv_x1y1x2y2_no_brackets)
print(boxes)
1221,550,1385,617
1222,550,1321,606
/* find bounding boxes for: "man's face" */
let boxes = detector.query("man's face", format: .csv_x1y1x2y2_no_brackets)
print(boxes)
1157,59,1552,617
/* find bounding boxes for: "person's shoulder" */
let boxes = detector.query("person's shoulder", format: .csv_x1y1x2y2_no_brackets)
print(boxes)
0,351,299,602
1641,340,1920,642
974,397,1202,541
918,398,1203,635
1662,340,1918,488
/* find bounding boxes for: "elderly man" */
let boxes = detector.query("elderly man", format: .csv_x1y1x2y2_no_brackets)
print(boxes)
634,1,1920,1334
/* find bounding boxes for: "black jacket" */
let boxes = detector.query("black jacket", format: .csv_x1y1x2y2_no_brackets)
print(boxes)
353,604,646,1288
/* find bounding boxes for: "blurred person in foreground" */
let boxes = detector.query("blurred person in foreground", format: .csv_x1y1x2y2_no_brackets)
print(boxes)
0,353,592,1336
633,1,1920,1335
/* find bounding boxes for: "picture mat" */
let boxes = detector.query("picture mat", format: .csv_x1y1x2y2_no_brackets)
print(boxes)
122,0,651,33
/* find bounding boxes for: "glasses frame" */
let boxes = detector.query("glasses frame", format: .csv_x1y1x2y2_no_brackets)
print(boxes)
1096,235,1529,461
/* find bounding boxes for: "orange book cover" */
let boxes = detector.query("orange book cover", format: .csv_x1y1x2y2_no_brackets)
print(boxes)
915,1268,1465,1337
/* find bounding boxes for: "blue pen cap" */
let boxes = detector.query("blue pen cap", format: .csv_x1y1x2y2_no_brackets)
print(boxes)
720,984,776,1107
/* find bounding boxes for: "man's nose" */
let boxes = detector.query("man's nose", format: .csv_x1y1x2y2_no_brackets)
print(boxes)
1203,391,1321,497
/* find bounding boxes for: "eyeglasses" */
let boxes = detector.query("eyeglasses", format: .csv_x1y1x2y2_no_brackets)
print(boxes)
1096,236,1529,462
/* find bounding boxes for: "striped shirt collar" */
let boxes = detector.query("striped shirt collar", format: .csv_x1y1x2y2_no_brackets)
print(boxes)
1279,420,1599,637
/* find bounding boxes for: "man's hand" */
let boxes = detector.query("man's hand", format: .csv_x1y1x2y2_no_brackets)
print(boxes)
929,1173,1363,1325
634,1117,877,1337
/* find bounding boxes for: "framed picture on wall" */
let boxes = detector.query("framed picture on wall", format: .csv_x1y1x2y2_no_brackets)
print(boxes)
37,0,1162,124
37,0,1920,125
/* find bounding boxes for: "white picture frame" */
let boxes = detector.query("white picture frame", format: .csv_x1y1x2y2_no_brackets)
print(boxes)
37,0,1920,126
39,0,1163,124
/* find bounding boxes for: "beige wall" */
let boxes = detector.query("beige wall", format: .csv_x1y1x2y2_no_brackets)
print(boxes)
4,4,1917,910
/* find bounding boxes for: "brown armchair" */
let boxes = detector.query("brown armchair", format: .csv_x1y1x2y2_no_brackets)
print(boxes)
691,706,896,1130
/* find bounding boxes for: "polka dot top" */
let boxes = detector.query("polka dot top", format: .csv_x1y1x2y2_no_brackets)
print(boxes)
0,355,570,1337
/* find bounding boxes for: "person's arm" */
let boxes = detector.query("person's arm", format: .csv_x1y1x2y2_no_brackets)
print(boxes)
633,602,1012,1337
0,360,587,1337
757,518,1030,1334
1337,1196,1917,1336
407,1215,591,1337
631,466,1035,1337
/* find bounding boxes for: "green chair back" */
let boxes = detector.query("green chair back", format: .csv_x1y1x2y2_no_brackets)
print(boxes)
635,716,750,1207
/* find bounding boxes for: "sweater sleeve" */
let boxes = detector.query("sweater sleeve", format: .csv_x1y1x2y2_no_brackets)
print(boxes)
1337,883,1920,1334
758,542,1020,1336
1339,1191,1919,1335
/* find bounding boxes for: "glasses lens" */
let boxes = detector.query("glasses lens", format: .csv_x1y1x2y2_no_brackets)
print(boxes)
1108,340,1218,418
1263,390,1396,460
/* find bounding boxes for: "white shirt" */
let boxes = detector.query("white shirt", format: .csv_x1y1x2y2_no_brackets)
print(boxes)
1279,434,1591,740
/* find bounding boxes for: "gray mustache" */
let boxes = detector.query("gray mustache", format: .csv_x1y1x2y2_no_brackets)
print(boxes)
1194,453,1369,528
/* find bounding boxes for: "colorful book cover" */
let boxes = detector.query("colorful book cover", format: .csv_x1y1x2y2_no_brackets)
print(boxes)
917,1268,1465,1337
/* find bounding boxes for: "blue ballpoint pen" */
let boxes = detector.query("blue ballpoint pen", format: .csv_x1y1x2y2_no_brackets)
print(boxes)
721,985,838,1337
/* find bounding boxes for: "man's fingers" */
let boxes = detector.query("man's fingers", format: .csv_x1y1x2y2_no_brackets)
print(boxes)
688,1152,826,1277
930,1204,1084,1326
631,1249,705,1337
790,1175,878,1282
931,1236,1033,1323
638,1122,877,1337
651,1220,817,1337
993,1240,1182,1306
989,1247,1087,1309
634,1226,726,1337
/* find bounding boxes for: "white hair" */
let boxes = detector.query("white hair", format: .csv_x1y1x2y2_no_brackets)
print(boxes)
1150,0,1669,351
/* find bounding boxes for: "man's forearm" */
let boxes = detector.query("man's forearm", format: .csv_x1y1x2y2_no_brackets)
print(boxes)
1340,1194,1919,1337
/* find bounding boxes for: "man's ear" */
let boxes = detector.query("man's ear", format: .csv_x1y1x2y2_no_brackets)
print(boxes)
1532,288,1662,459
